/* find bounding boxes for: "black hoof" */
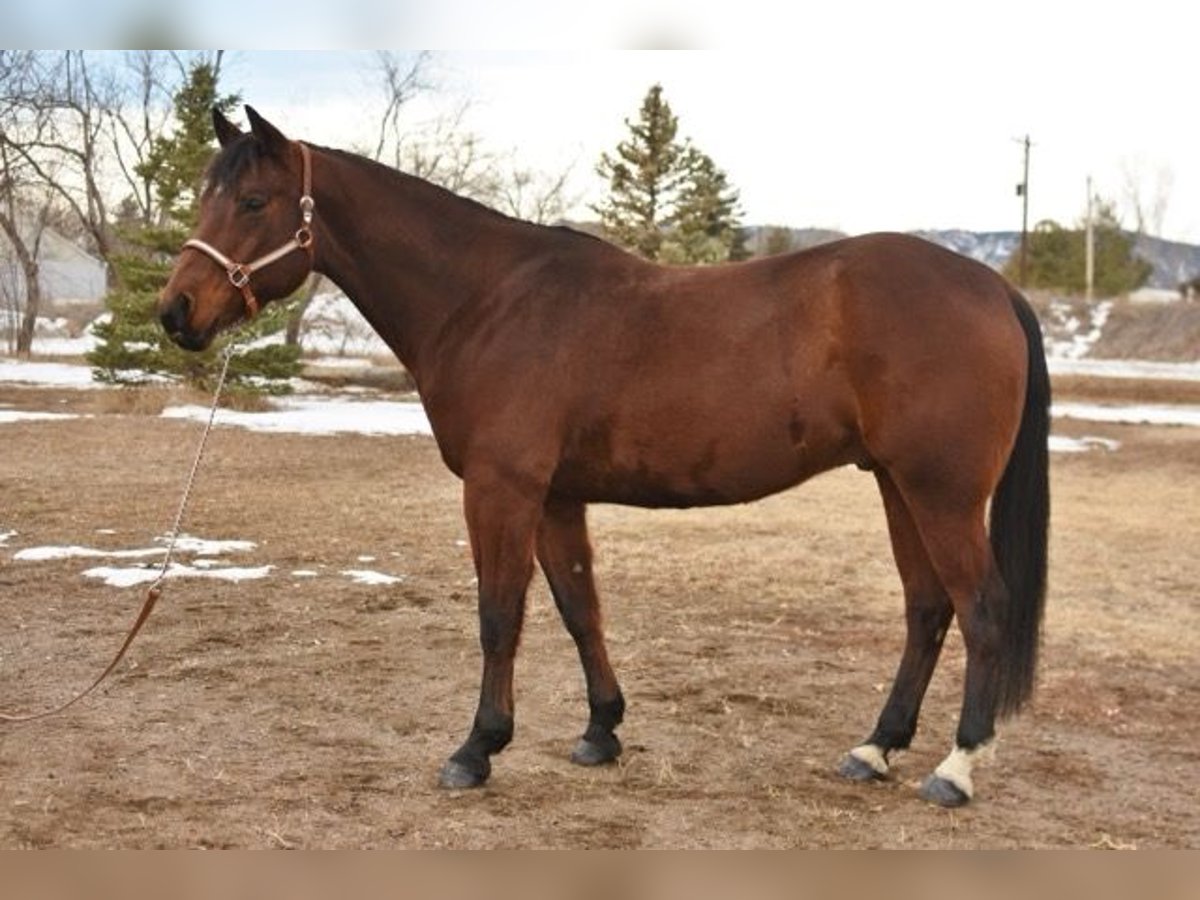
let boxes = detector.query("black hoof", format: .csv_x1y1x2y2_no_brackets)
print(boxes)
919,774,970,808
438,756,490,789
838,753,886,782
570,731,621,767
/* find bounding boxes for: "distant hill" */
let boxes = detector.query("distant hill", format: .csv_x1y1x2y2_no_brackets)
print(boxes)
741,225,1200,292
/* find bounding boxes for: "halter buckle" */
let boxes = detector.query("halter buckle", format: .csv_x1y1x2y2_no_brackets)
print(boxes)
228,265,251,289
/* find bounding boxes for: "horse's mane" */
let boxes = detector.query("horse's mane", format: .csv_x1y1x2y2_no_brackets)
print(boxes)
208,138,604,248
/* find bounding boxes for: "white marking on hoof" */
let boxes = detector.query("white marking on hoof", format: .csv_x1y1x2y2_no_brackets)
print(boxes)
849,743,890,777
932,742,995,799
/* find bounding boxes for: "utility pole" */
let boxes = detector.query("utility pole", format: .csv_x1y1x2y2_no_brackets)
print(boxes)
1085,175,1095,303
1015,135,1031,288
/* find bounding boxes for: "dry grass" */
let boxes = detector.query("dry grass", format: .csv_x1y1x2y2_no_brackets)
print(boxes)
1051,374,1200,406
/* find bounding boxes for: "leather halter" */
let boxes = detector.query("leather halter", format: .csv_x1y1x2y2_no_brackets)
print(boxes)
182,141,315,319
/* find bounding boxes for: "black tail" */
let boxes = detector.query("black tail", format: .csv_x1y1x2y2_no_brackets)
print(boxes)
989,289,1051,717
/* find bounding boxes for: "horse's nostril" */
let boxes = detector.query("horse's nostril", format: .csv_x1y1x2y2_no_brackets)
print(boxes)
160,292,193,335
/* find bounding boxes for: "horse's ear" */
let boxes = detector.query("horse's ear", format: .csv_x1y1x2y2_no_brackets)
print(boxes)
245,106,290,157
212,107,243,148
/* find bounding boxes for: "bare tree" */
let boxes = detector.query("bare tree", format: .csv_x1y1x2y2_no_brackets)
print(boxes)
373,50,432,165
0,51,56,356
0,52,117,265
494,163,575,225
1120,156,1174,238
104,51,175,226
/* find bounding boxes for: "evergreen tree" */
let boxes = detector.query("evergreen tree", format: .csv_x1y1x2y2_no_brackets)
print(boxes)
1005,201,1151,297
593,84,688,261
660,147,746,264
595,84,744,265
87,62,301,393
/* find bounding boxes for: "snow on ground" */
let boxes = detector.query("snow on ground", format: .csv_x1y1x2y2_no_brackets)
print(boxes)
1042,299,1112,360
0,410,81,424
7,529,406,590
161,397,433,436
82,563,274,588
1047,357,1200,382
1052,401,1200,428
342,569,405,586
1,313,99,357
0,359,101,388
14,535,256,562
1048,435,1121,454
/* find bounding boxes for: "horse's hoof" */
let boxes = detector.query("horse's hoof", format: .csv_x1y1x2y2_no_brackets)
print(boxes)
570,733,621,767
438,757,489,789
919,774,970,808
838,752,886,782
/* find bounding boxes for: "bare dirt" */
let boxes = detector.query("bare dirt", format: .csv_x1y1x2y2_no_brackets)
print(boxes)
1,382,1197,848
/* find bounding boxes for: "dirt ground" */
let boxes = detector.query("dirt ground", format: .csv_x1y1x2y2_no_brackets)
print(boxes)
1,381,1197,848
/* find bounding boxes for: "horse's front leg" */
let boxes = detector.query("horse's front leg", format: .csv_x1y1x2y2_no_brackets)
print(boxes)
438,469,544,789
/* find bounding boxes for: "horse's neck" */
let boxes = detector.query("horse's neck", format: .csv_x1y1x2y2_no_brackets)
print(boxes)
311,149,524,381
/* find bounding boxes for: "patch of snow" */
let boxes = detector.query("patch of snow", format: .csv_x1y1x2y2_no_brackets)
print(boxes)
163,535,255,555
291,569,319,577
1047,358,1200,382
0,410,80,425
0,529,16,546
1049,435,1121,454
83,563,274,588
0,360,100,388
15,544,163,562
1053,402,1200,428
1043,299,1112,360
14,534,255,562
342,569,404,586
161,396,433,436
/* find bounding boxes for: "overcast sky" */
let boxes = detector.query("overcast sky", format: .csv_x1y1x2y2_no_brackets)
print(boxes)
9,2,1195,240
223,34,1197,242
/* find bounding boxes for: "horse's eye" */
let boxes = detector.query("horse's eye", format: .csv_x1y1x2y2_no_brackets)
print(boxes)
239,196,266,213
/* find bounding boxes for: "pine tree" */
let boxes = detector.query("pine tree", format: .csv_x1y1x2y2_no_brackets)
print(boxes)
660,147,745,264
594,84,744,265
593,84,689,261
87,62,301,393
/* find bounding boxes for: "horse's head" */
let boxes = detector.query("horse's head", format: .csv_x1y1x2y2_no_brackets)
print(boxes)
159,107,315,351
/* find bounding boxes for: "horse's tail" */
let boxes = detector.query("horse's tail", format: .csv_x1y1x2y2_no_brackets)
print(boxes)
989,287,1051,718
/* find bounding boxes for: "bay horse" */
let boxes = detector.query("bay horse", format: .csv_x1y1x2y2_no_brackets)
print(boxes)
159,107,1049,807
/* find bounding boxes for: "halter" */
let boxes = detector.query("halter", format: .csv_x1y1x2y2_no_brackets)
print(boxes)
182,141,315,319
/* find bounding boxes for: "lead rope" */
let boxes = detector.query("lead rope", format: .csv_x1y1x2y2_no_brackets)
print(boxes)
1,344,235,723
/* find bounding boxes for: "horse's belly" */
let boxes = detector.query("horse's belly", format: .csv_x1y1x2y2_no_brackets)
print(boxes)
551,414,853,509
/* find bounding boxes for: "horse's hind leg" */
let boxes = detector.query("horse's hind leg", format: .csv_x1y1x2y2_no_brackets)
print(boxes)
896,484,1007,807
536,497,625,766
840,471,953,783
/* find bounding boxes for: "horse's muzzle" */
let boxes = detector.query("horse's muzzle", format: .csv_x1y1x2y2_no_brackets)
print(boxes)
159,292,206,351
